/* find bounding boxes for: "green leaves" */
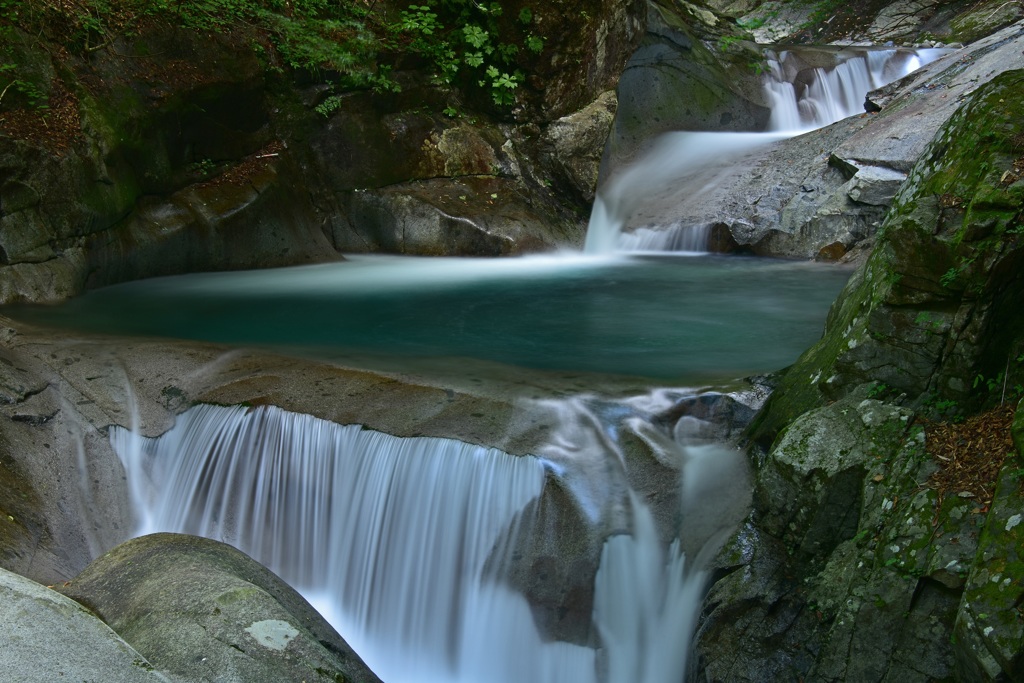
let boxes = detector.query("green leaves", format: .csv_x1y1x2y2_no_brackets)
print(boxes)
392,1,543,108
462,24,488,49
399,5,440,35
489,69,520,106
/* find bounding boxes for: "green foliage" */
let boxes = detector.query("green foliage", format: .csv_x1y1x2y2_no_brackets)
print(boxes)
867,382,892,399
717,34,743,52
390,1,541,107
0,0,543,116
0,61,48,109
0,0,403,109
737,16,765,30
187,157,218,177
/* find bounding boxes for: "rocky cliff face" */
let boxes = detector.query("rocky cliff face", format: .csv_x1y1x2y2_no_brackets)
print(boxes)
0,1,645,304
697,69,1024,683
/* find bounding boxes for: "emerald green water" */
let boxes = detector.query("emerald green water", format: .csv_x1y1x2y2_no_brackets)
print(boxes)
8,253,850,383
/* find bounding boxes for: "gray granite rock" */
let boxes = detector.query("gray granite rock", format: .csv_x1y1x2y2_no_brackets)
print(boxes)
0,566,169,683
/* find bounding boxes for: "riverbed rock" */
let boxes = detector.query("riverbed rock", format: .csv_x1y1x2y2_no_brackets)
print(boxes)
847,164,908,206
0,344,135,585
60,533,381,683
337,176,580,255
0,566,169,682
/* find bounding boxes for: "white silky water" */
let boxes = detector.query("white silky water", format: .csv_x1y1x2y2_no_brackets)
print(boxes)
112,401,750,683
763,47,948,130
587,47,948,254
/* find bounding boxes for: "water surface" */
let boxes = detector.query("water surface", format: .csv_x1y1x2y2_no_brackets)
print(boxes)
9,253,850,383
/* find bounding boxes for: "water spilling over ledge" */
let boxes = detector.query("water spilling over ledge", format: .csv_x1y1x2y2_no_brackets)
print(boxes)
111,400,751,682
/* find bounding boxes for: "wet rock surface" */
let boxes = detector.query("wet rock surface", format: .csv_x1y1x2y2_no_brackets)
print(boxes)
750,68,1024,441
699,68,1024,682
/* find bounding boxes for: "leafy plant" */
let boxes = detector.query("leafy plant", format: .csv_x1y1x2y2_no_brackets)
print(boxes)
867,382,891,399
391,1,542,108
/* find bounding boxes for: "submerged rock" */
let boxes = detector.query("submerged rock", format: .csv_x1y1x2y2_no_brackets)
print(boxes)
60,533,381,683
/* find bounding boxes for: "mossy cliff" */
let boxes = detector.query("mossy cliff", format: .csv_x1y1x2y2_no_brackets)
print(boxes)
698,71,1024,682
751,69,1024,445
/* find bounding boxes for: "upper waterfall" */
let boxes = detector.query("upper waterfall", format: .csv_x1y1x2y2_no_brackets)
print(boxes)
585,46,949,255
763,47,948,131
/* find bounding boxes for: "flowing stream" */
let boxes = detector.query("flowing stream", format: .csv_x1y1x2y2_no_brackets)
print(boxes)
588,46,948,254
3,43,947,683
108,400,750,683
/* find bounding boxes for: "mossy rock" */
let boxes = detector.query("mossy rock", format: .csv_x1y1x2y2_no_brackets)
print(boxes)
749,69,1024,446
953,464,1024,680
755,391,914,563
604,0,770,173
60,533,381,683
949,0,1024,43
1013,398,1024,462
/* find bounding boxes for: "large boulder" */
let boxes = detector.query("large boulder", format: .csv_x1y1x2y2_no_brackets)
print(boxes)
601,0,771,174
0,566,167,682
60,533,381,683
699,391,1022,681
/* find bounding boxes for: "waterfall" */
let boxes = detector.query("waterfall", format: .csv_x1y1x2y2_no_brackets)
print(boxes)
586,46,948,254
583,131,794,255
112,401,750,682
763,47,947,131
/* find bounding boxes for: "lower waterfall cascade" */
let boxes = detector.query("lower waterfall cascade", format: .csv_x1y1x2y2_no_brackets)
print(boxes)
111,401,749,683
